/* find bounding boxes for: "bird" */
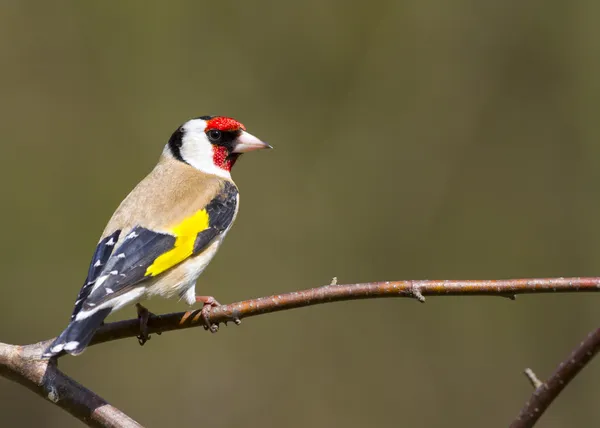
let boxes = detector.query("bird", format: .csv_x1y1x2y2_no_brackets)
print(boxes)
42,116,271,358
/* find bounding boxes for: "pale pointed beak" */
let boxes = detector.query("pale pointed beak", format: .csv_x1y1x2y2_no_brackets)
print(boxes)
232,131,273,153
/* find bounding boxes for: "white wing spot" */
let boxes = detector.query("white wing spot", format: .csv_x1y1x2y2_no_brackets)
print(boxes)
50,344,65,353
94,260,103,268
87,303,96,307
63,341,80,351
109,270,119,276
116,253,126,259
105,288,114,294
125,231,139,240
106,238,115,246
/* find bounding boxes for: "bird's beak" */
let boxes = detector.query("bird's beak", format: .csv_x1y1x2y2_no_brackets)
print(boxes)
232,131,273,153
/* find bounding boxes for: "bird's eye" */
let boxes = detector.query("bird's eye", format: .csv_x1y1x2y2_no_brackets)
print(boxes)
208,130,222,142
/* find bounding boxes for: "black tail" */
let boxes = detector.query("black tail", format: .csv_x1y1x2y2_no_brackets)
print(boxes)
42,308,111,358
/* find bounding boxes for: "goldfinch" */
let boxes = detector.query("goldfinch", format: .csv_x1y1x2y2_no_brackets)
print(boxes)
43,116,271,358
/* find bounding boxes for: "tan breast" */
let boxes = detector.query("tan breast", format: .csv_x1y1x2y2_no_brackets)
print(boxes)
101,155,234,238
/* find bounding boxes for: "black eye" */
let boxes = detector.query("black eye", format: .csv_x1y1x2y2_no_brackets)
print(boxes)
208,129,222,142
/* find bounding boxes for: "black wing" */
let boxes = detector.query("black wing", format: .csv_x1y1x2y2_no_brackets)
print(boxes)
47,227,175,357
193,181,238,253
69,230,121,320
78,227,176,312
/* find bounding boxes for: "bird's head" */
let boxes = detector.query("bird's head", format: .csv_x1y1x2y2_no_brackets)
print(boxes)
166,116,271,177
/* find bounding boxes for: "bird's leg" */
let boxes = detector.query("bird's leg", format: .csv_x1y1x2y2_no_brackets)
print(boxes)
136,303,159,346
195,295,223,333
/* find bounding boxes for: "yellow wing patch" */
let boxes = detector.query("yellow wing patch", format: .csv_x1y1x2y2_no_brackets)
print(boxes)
145,209,210,277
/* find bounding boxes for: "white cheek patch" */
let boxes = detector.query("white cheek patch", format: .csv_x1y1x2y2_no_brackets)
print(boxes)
181,140,231,179
174,121,232,179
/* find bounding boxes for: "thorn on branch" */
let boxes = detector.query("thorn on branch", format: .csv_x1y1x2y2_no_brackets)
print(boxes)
524,368,544,389
411,285,426,303
330,277,338,286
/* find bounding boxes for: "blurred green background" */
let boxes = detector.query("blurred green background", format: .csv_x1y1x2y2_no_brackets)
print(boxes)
1,1,599,427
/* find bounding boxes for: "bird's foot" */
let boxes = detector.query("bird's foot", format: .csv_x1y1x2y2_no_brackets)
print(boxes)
195,295,223,333
136,303,160,346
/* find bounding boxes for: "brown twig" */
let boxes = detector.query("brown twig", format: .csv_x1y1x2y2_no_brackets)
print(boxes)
0,342,142,427
1,276,599,427
511,326,600,428
88,277,600,346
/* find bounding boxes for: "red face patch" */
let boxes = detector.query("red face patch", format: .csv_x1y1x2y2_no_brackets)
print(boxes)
205,116,246,132
212,146,238,171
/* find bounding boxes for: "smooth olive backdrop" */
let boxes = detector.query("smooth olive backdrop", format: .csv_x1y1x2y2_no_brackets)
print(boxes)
1,2,599,427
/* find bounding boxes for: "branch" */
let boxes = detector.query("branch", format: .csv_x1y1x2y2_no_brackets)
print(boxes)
511,326,600,428
89,277,600,346
1,276,599,427
0,342,142,427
